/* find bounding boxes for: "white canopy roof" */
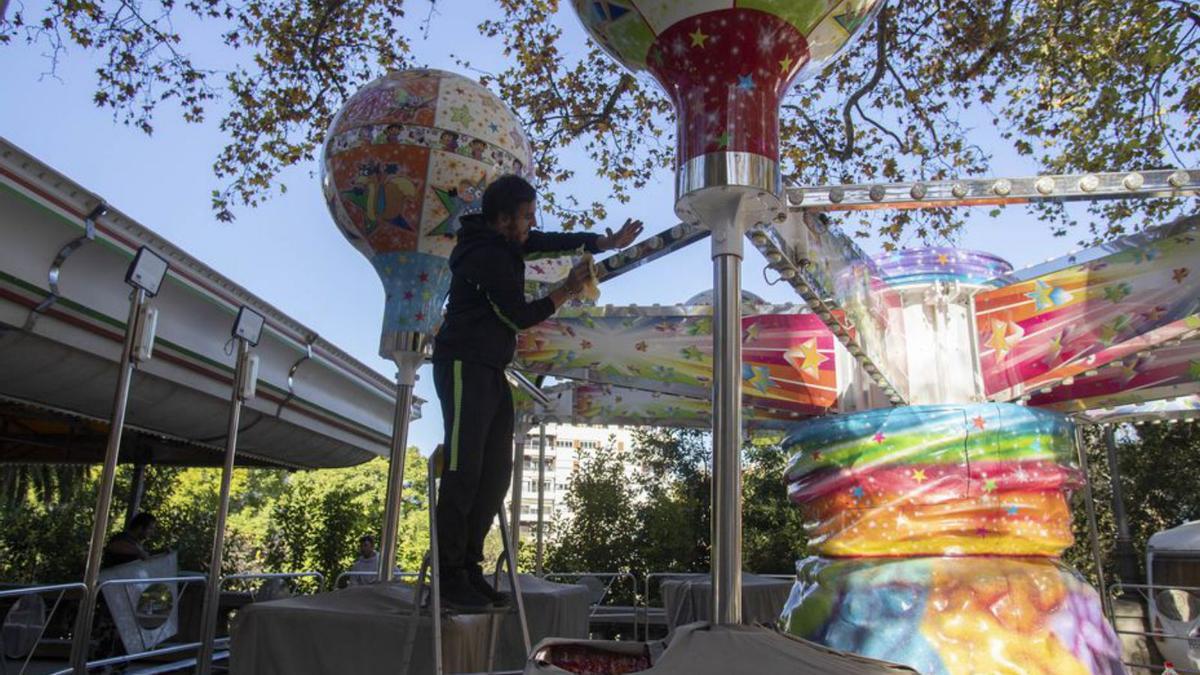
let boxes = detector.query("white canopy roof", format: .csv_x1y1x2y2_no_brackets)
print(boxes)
0,137,410,469
1148,521,1200,553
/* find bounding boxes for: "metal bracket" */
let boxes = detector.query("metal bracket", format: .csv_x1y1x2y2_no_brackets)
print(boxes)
275,333,317,417
23,202,107,331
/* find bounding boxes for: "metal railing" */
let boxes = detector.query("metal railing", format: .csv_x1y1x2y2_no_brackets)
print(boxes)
332,570,418,589
544,572,642,639
219,571,324,596
0,583,86,675
1110,582,1200,675
47,575,207,675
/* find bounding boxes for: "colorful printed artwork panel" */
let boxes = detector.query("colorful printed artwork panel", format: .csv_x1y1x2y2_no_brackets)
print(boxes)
975,216,1200,400
780,556,1125,675
782,403,1080,557
1030,336,1200,412
515,307,839,414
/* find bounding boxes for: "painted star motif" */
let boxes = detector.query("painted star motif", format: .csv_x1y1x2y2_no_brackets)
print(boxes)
972,415,987,430
689,28,709,47
736,74,755,91
1143,305,1167,323
785,339,828,379
403,291,414,300
911,469,927,484
635,340,648,352
1098,315,1132,346
449,104,474,126
1103,282,1132,303
580,339,592,350
488,122,499,133
988,319,1024,356
982,478,998,493
681,345,704,361
1189,359,1200,381
415,312,425,321
743,364,772,393
851,486,865,500
778,55,794,72
743,323,760,342
873,431,886,444
811,450,823,461
1174,267,1191,284
715,131,731,149
1006,505,1020,516
1024,280,1070,311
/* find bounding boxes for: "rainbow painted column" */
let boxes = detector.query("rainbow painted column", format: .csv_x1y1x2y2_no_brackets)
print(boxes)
779,252,1126,674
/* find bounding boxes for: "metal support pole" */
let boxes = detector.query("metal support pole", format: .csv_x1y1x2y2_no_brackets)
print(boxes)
711,226,743,626
70,287,148,673
1075,424,1114,624
509,421,529,549
379,355,419,582
197,338,252,675
535,421,547,577
1104,424,1141,586
124,462,146,528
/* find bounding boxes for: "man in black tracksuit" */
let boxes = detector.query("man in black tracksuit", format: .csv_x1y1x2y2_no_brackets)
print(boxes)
431,174,642,610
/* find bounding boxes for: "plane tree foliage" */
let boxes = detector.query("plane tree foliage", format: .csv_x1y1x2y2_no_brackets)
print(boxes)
2,0,1196,242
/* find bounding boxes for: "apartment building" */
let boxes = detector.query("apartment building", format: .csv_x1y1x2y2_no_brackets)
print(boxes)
503,423,638,541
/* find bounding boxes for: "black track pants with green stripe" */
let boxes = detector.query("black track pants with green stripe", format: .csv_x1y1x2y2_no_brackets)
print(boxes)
432,359,514,575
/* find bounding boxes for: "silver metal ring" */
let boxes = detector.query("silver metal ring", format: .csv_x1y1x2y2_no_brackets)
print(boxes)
676,151,781,201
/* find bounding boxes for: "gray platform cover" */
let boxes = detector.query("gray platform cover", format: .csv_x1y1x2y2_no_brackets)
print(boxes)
229,582,490,674
229,574,590,674
661,573,792,632
525,622,918,674
493,574,591,669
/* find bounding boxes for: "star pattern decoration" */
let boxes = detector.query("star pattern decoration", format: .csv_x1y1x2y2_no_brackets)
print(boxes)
911,469,927,484
1174,267,1191,284
988,319,1025,356
1103,282,1132,303
873,431,886,444
736,74,755,91
1006,505,1020,516
1189,359,1200,381
689,27,709,47
743,364,773,393
681,345,704,361
982,478,998,493
449,105,474,126
715,131,732,149
785,339,828,379
1024,280,1072,311
972,416,987,430
778,55,794,72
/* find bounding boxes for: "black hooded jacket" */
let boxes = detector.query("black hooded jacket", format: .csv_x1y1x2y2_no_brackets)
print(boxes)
432,214,601,369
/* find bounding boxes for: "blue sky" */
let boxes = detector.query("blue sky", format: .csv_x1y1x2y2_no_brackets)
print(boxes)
0,1,1077,455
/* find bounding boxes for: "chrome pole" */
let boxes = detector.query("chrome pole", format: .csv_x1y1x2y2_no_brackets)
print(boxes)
509,420,529,549
711,227,743,625
1075,424,1114,623
70,287,148,673
197,338,251,675
379,356,418,582
1104,424,1139,585
535,421,547,577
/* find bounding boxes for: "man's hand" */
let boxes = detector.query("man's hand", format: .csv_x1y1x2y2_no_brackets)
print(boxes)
598,218,644,251
565,260,592,293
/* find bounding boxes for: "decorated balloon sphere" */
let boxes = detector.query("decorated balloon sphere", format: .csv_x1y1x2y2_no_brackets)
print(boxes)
572,1,883,214
321,68,533,355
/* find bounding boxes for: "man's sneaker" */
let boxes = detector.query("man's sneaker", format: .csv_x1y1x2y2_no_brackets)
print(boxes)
467,568,510,607
438,570,493,613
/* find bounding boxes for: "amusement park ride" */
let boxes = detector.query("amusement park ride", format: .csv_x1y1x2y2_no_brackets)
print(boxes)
317,1,1200,673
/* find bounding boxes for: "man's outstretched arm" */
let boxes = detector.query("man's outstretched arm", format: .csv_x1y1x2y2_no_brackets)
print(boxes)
524,218,644,255
462,250,579,329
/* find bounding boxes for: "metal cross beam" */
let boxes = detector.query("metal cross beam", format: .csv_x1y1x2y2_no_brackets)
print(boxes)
786,169,1199,211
